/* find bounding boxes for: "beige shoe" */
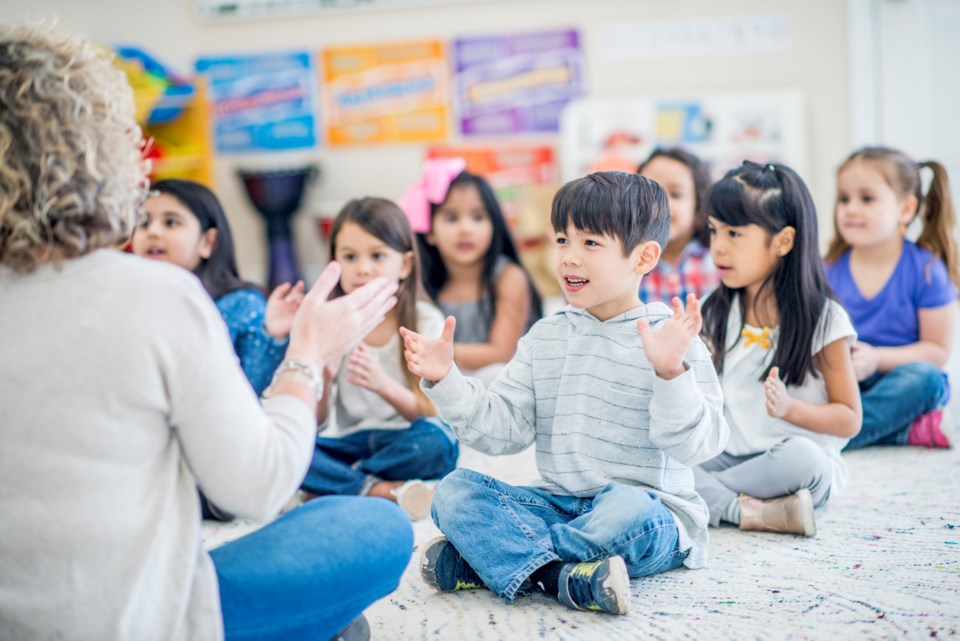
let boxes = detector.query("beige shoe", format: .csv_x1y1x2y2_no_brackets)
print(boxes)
739,489,816,537
390,480,435,521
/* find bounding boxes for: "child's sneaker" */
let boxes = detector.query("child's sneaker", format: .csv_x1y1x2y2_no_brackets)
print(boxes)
390,480,434,520
907,409,953,448
738,488,816,537
556,556,631,615
420,536,485,592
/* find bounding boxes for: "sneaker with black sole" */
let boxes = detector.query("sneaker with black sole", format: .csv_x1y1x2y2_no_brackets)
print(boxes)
557,556,631,615
420,536,485,592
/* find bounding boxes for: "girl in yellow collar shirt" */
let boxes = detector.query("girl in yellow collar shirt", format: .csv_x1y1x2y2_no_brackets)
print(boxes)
694,161,862,537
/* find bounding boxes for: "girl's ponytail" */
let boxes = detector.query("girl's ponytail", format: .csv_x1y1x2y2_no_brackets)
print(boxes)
916,161,960,287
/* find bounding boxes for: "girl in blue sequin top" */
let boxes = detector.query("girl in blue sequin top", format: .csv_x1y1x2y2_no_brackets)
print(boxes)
132,179,303,397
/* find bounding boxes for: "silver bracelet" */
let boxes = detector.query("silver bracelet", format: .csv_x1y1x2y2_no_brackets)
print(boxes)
262,359,324,402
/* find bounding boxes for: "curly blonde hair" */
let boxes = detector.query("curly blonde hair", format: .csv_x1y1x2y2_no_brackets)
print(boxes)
0,23,148,273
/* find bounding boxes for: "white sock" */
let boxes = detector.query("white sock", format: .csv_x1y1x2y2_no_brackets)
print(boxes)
721,497,741,525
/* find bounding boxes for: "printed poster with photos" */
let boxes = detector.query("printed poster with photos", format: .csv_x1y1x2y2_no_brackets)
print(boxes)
453,29,586,136
322,40,449,145
558,91,807,183
195,51,319,153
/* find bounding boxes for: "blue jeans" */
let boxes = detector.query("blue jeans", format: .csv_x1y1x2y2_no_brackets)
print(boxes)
431,468,688,603
845,362,949,450
211,496,413,641
302,417,459,496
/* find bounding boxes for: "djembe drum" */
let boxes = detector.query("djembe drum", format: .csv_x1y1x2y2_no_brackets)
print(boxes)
237,166,317,290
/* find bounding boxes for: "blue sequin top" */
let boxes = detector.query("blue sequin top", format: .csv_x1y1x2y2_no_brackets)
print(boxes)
215,289,288,396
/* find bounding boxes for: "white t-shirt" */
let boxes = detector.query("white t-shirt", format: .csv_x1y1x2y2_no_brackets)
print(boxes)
329,300,444,435
720,297,856,493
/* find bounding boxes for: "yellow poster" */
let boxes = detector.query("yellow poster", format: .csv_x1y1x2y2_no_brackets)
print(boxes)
322,40,449,145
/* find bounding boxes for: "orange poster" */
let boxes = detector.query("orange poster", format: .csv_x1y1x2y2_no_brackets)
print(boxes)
322,40,449,145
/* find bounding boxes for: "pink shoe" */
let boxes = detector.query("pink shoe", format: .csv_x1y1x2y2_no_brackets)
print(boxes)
907,409,954,449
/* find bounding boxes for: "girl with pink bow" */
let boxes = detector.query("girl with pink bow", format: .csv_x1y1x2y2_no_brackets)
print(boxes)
399,158,541,386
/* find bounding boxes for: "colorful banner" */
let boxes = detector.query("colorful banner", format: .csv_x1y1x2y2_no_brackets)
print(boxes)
453,29,585,136
195,52,318,153
322,40,449,145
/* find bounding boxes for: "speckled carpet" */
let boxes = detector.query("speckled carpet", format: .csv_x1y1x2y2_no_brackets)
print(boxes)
203,445,960,640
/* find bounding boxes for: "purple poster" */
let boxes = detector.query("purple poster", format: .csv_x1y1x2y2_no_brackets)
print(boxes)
454,29,585,136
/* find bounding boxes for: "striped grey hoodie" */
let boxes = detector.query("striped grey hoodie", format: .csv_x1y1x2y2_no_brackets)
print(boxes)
423,302,728,569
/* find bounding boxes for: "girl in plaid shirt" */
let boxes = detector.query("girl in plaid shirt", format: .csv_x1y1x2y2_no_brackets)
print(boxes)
637,148,720,304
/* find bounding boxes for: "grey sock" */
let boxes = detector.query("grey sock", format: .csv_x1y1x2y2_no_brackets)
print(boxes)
721,497,741,525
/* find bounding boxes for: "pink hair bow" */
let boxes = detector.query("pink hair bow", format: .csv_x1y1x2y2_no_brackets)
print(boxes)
398,157,467,233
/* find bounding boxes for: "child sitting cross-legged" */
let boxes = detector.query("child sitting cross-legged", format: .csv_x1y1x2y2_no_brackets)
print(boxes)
399,171,729,615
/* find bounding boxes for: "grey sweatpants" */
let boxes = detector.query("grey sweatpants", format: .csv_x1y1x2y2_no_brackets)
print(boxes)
693,436,833,527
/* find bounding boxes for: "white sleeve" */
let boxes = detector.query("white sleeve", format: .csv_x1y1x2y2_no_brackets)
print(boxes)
812,299,857,355
162,278,315,521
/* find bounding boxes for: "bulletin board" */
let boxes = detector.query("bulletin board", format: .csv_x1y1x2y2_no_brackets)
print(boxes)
321,40,449,145
195,52,319,152
558,91,808,182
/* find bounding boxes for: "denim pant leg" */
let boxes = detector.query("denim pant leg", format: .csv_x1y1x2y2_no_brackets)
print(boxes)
430,468,573,602
360,418,459,482
549,483,687,578
846,362,949,450
213,496,413,641
694,437,833,527
301,432,375,496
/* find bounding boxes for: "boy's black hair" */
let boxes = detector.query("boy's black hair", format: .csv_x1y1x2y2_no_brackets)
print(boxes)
150,179,257,301
550,171,670,255
701,161,834,386
416,170,542,324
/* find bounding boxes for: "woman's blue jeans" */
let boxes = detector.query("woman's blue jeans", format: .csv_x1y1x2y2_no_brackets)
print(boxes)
211,496,413,641
430,468,688,603
303,417,458,496
845,361,949,450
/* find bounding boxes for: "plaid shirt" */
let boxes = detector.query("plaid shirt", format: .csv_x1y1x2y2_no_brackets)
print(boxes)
639,241,720,304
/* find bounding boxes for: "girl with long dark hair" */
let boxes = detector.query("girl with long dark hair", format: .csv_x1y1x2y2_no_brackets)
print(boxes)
401,159,542,385
132,179,304,397
695,161,861,537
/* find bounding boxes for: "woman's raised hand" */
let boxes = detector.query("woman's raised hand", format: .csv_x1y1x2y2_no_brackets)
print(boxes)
287,262,397,369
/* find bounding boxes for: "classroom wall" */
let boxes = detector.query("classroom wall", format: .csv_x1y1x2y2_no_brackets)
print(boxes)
3,0,851,284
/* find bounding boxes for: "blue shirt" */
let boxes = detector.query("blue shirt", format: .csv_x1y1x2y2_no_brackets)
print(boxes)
826,241,957,347
215,289,288,396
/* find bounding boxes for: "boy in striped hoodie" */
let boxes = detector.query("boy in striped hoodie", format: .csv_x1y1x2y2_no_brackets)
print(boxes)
400,171,729,615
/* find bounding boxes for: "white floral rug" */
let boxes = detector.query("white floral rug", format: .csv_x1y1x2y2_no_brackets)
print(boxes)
204,445,960,640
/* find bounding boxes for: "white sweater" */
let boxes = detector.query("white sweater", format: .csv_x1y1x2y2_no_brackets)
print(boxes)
424,303,728,569
0,250,316,641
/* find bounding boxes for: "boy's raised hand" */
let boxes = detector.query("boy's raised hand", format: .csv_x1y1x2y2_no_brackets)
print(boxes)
265,280,305,339
637,294,702,380
400,316,456,383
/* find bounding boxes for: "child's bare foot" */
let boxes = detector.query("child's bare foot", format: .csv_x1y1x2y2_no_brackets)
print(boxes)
366,480,404,500
366,480,435,520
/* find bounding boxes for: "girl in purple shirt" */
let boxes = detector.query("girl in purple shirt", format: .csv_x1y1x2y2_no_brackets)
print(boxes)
825,147,959,449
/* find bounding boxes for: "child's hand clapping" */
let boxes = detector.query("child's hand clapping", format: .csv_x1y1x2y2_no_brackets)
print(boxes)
637,294,702,380
345,343,391,393
400,316,456,383
265,280,306,339
764,366,795,419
